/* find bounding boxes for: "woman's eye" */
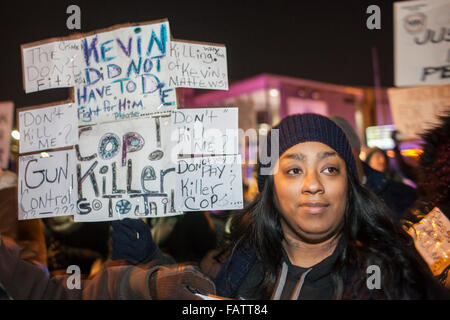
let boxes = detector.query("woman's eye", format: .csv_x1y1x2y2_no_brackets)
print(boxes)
323,167,339,175
287,168,302,175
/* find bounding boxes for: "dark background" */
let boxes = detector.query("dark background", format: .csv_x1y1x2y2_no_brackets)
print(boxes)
0,0,400,109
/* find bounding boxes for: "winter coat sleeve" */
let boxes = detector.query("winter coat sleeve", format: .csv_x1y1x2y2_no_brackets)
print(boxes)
0,235,170,300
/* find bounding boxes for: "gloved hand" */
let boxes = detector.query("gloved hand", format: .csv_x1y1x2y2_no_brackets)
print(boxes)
148,263,216,300
111,218,158,263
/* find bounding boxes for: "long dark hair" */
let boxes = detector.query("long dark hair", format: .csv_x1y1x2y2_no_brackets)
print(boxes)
228,171,445,299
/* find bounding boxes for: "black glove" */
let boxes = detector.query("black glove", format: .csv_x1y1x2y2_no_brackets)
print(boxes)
111,218,158,263
148,263,216,300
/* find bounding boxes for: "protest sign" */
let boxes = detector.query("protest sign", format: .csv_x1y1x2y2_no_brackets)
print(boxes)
22,38,85,93
175,155,243,212
407,207,450,277
168,40,228,90
394,0,450,87
0,101,14,168
18,149,77,220
75,114,179,222
21,20,230,126
18,102,78,153
75,21,176,125
19,19,235,220
171,107,238,155
387,84,450,140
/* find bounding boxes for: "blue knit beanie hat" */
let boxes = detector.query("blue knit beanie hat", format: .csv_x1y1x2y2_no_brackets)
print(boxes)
257,113,358,192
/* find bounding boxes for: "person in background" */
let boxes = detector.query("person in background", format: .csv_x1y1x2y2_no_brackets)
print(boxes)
391,130,419,184
365,147,403,183
331,117,417,222
43,216,110,277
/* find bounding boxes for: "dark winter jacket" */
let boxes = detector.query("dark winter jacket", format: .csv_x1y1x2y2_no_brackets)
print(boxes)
0,236,171,300
215,238,349,300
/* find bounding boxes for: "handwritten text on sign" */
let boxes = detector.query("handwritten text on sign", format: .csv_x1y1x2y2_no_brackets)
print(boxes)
175,155,243,212
168,41,228,90
172,107,238,155
19,103,78,153
75,115,180,222
22,39,85,93
76,22,177,125
18,149,77,220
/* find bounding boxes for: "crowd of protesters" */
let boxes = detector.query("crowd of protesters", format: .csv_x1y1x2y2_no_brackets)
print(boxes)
0,112,449,300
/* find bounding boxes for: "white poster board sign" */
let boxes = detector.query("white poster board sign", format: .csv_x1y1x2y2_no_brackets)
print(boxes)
387,84,450,140
171,107,238,155
75,22,176,125
394,0,450,87
0,101,14,168
175,155,243,212
22,39,85,93
19,102,78,153
168,40,228,90
75,114,180,222
18,149,77,220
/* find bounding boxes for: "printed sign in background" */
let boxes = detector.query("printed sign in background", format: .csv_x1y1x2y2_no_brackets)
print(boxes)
387,84,450,140
394,0,450,87
175,155,243,212
18,149,77,220
18,102,78,153
75,114,179,222
171,107,238,155
0,101,14,168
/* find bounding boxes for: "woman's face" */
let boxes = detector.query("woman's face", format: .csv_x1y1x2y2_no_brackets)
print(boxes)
368,151,386,172
273,141,348,243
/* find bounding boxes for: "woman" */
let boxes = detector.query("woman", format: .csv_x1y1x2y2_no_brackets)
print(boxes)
213,113,446,299
365,147,403,183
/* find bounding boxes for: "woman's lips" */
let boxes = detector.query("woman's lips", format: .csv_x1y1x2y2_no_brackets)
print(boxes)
299,202,330,214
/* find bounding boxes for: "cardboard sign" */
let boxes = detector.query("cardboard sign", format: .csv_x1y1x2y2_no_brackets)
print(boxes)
75,114,180,222
408,207,450,276
0,101,14,168
18,149,77,220
19,102,78,153
387,84,450,140
22,38,85,93
168,40,228,90
75,22,177,125
18,19,236,220
20,20,230,125
171,107,238,155
394,0,450,87
175,155,243,212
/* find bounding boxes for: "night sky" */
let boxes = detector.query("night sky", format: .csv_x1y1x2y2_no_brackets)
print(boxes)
0,0,399,108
